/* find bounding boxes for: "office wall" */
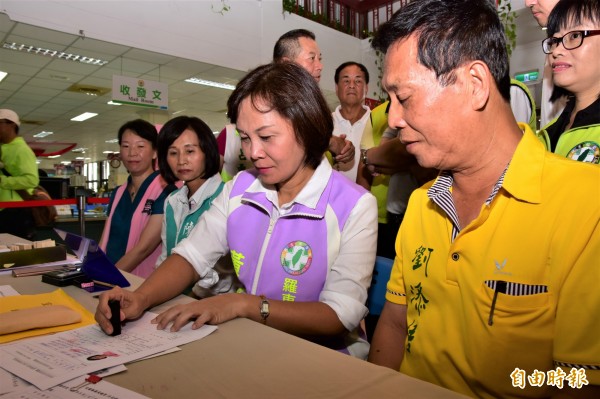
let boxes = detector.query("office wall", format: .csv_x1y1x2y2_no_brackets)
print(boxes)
511,40,547,105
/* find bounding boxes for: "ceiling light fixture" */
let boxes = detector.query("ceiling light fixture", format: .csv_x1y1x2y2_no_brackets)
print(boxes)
105,139,119,143
71,112,98,122
47,155,60,159
49,74,70,81
184,77,235,90
67,84,110,97
33,131,53,138
0,71,7,83
2,42,109,66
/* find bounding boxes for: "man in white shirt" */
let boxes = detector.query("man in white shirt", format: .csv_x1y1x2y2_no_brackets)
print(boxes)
332,62,371,181
525,0,566,127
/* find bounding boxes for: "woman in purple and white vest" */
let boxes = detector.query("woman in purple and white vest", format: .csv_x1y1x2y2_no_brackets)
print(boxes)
95,62,378,358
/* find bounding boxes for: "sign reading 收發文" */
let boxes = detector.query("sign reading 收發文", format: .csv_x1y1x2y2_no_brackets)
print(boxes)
112,75,168,110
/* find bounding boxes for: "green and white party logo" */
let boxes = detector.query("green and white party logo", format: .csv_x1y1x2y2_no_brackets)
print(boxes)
281,241,312,275
567,141,600,164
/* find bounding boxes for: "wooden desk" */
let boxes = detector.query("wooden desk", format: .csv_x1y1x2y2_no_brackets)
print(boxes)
0,274,466,399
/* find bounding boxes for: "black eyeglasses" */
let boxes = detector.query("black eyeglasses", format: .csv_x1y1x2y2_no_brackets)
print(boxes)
542,30,600,54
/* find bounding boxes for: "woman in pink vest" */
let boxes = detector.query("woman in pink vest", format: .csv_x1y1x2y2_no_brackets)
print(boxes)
99,119,175,278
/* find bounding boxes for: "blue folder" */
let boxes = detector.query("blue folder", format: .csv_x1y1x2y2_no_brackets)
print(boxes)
53,228,130,291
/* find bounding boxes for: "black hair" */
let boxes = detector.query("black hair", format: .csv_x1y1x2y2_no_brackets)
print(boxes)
227,62,332,170
371,0,510,101
273,29,317,62
334,61,370,84
547,0,600,36
157,116,220,184
117,119,158,148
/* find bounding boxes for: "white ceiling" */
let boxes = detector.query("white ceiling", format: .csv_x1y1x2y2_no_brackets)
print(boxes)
0,11,341,171
0,11,251,169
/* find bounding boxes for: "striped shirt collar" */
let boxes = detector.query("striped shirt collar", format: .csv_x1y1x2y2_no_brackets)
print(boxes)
427,165,509,241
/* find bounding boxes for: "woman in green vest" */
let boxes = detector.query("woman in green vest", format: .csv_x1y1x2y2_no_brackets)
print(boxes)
156,116,241,296
537,0,600,164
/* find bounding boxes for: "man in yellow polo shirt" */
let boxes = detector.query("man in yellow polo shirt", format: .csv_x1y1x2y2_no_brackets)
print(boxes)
367,1,600,398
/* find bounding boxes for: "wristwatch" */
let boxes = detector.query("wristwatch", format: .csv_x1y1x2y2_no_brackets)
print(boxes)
259,295,270,324
360,149,369,165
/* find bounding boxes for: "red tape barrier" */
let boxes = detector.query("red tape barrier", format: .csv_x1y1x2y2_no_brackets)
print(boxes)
0,197,109,209
87,198,110,204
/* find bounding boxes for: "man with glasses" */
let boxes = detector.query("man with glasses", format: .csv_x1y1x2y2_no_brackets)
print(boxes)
366,0,600,397
536,0,600,164
0,109,39,239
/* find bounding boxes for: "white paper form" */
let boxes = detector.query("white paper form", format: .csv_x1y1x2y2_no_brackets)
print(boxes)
0,349,176,395
0,312,217,390
0,365,127,396
0,285,19,297
0,379,150,399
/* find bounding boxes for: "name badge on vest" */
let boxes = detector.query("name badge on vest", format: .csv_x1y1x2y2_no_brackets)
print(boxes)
181,220,195,239
142,199,154,215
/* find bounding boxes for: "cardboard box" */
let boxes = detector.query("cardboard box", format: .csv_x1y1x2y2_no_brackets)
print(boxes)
0,234,67,268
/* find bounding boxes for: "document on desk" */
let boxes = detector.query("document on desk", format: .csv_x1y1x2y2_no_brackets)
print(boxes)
0,364,128,396
0,257,81,277
0,312,217,390
0,382,150,399
0,285,19,297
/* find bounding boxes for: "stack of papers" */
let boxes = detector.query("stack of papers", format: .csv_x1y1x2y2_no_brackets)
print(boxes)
0,285,218,397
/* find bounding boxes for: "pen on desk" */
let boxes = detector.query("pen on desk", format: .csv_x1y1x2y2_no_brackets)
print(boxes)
92,280,117,289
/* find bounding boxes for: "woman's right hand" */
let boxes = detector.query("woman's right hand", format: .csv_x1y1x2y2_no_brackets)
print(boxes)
95,287,147,335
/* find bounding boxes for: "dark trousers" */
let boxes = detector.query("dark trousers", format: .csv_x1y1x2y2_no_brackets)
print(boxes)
375,212,404,259
0,208,36,240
